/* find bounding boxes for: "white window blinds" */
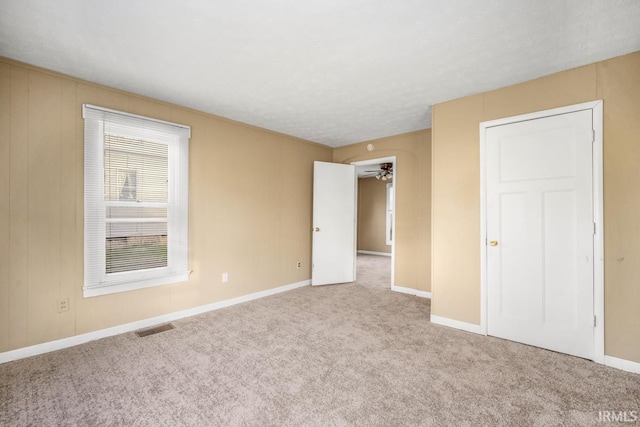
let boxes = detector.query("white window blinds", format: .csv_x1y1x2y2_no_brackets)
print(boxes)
83,104,190,297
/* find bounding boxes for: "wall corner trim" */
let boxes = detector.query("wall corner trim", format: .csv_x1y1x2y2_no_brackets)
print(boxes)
0,280,311,365
392,286,431,299
604,355,640,375
430,315,483,335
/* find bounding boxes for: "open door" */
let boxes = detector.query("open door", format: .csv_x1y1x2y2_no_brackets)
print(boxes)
312,161,357,286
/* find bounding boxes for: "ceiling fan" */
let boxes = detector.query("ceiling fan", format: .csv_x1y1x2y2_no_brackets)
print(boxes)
363,162,393,181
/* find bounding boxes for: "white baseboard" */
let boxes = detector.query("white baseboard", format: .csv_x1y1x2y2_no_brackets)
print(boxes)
430,315,483,335
392,285,431,299
7,280,640,376
357,250,392,257
429,318,640,375
0,279,311,365
604,355,640,375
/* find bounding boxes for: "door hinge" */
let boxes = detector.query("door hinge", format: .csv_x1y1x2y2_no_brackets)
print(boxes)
592,129,595,143
593,222,596,235
594,315,597,327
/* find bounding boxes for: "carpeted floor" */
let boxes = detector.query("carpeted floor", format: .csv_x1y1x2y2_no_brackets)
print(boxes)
1,255,639,426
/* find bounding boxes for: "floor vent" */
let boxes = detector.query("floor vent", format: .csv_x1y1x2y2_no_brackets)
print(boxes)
135,323,175,338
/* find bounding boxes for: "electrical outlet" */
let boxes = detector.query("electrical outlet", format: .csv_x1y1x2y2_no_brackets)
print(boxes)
222,272,229,283
296,262,301,268
57,297,69,313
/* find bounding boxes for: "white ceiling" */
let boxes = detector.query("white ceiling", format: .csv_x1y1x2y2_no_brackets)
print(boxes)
1,1,639,147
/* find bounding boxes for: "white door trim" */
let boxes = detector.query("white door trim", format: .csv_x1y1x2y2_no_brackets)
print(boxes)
479,100,604,363
351,156,397,289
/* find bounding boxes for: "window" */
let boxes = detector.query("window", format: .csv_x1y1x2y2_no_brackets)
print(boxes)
83,104,190,297
386,183,393,245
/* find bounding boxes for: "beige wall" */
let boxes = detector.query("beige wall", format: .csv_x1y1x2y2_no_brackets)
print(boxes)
357,177,391,254
334,130,431,291
0,58,332,353
431,51,640,363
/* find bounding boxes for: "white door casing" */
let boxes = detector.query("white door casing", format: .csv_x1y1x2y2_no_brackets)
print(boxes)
480,101,604,362
312,161,357,286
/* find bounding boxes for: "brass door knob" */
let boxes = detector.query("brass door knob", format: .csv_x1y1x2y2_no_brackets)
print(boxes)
489,240,498,246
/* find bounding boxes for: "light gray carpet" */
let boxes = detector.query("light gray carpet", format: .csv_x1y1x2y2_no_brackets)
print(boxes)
1,255,639,426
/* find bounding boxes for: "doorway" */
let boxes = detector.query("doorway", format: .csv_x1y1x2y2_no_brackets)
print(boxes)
352,157,396,289
480,101,604,362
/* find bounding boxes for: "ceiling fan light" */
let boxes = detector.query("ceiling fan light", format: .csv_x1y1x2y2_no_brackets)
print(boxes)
375,175,381,180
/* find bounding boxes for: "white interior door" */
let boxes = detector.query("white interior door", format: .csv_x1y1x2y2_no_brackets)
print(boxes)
486,109,595,359
312,161,356,286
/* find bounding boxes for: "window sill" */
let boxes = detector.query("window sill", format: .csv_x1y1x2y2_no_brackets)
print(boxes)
83,271,190,298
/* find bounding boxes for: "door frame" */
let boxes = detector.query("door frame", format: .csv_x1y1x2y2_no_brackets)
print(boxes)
351,156,397,289
479,100,604,363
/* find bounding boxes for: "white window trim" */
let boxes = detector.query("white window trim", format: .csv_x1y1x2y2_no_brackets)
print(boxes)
385,182,393,245
83,104,190,298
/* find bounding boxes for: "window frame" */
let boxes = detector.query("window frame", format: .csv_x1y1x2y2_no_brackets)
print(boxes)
385,182,393,246
83,104,190,298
